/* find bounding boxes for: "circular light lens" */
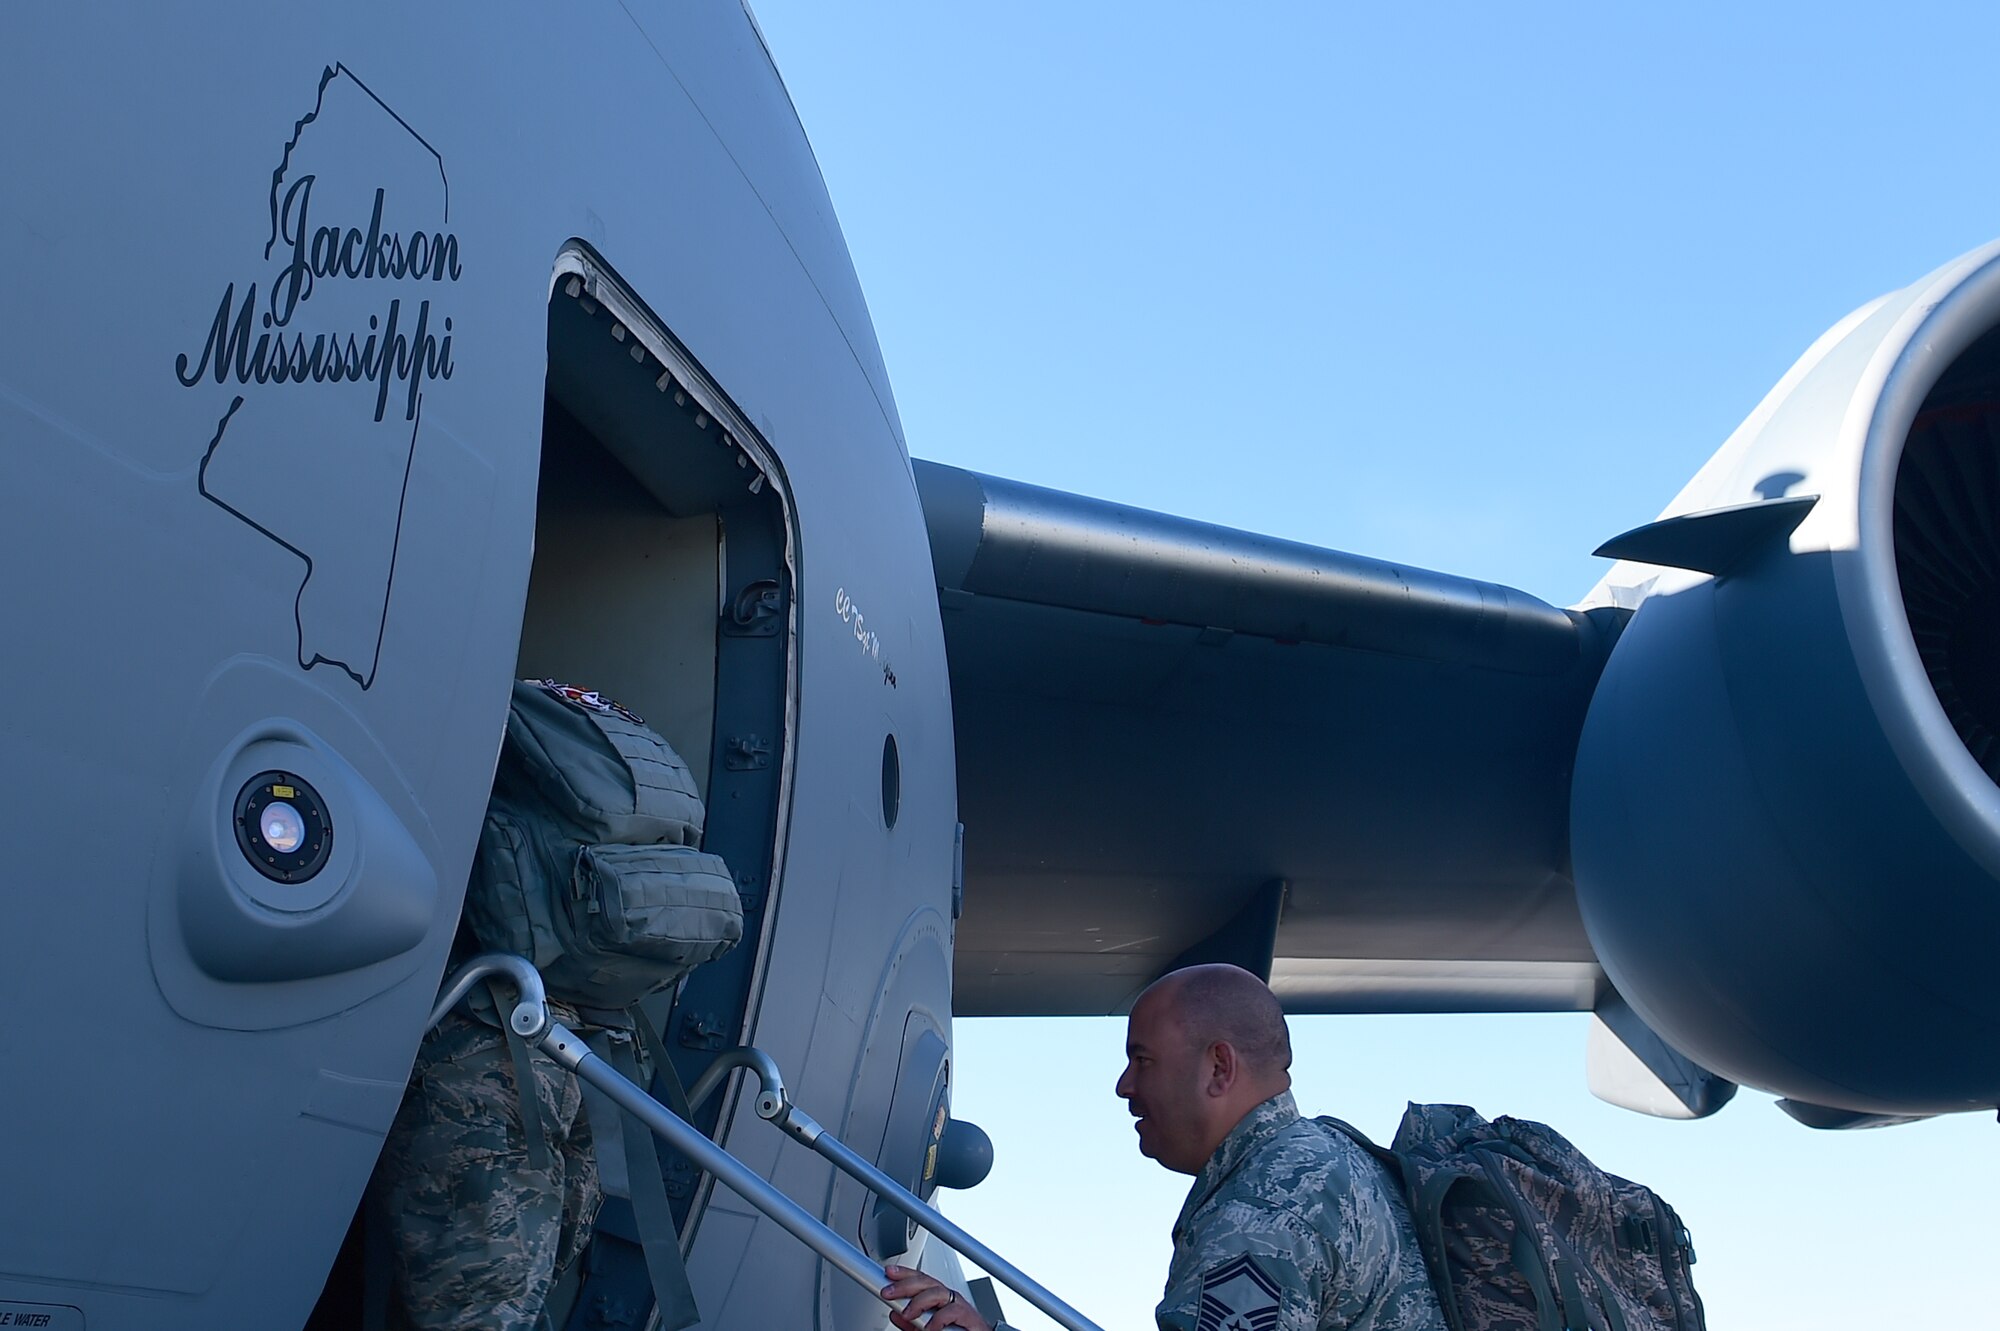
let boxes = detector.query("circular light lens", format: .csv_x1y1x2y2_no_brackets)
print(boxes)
233,772,334,885
260,801,306,854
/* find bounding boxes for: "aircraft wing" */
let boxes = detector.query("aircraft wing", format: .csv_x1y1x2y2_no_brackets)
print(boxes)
917,461,1624,1018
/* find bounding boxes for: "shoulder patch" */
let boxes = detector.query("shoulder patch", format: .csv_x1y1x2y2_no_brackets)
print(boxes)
1197,1254,1283,1331
531,679,644,725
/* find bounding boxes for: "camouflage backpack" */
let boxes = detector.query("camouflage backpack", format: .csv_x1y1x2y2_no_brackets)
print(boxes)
465,679,743,1012
1324,1105,1705,1331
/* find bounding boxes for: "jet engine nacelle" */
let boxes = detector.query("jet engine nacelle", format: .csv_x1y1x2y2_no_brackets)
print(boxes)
1573,240,2000,1117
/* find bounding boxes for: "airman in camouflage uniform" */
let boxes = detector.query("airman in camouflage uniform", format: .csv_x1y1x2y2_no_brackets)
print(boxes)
1157,1090,1443,1331
878,964,1446,1331
369,1004,600,1331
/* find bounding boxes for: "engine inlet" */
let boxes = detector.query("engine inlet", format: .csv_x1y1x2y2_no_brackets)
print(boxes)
1895,348,2000,786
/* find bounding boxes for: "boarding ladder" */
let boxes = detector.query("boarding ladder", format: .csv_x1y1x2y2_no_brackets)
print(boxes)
431,954,1106,1331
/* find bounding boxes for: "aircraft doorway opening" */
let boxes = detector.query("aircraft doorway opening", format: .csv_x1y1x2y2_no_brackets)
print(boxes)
309,248,797,1331
523,251,799,1325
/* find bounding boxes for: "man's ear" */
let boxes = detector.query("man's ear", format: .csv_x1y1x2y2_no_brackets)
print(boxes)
1204,1040,1239,1097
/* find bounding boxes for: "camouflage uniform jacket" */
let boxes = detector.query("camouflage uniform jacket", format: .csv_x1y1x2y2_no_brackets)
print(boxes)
1157,1092,1446,1331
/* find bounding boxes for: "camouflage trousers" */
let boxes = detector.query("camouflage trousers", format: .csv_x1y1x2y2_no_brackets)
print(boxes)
371,1009,601,1331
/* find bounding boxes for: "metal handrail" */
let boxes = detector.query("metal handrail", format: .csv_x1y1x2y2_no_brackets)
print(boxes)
428,957,885,1294
708,1045,1105,1331
538,1021,890,1296
427,957,1106,1331
686,1044,788,1120
428,953,549,1038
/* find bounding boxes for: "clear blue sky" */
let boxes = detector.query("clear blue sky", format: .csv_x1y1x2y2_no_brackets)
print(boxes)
748,5,2000,1328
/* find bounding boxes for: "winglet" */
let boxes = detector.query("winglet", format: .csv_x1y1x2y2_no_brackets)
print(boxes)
1593,494,1819,576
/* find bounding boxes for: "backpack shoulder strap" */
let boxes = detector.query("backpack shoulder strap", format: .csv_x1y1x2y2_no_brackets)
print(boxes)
632,1005,695,1124
589,1028,701,1331
490,979,551,1172
1316,1115,1406,1182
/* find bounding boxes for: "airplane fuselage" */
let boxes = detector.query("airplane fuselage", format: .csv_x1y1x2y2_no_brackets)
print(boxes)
0,6,956,1328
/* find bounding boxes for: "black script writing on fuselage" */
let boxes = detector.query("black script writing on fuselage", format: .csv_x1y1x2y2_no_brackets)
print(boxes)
174,177,460,422
176,283,453,423
267,176,461,329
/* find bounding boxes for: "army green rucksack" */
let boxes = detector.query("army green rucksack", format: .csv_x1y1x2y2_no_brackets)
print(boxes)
465,679,743,1012
1326,1105,1706,1331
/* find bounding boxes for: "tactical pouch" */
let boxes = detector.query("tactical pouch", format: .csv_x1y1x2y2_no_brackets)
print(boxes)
547,843,744,1009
